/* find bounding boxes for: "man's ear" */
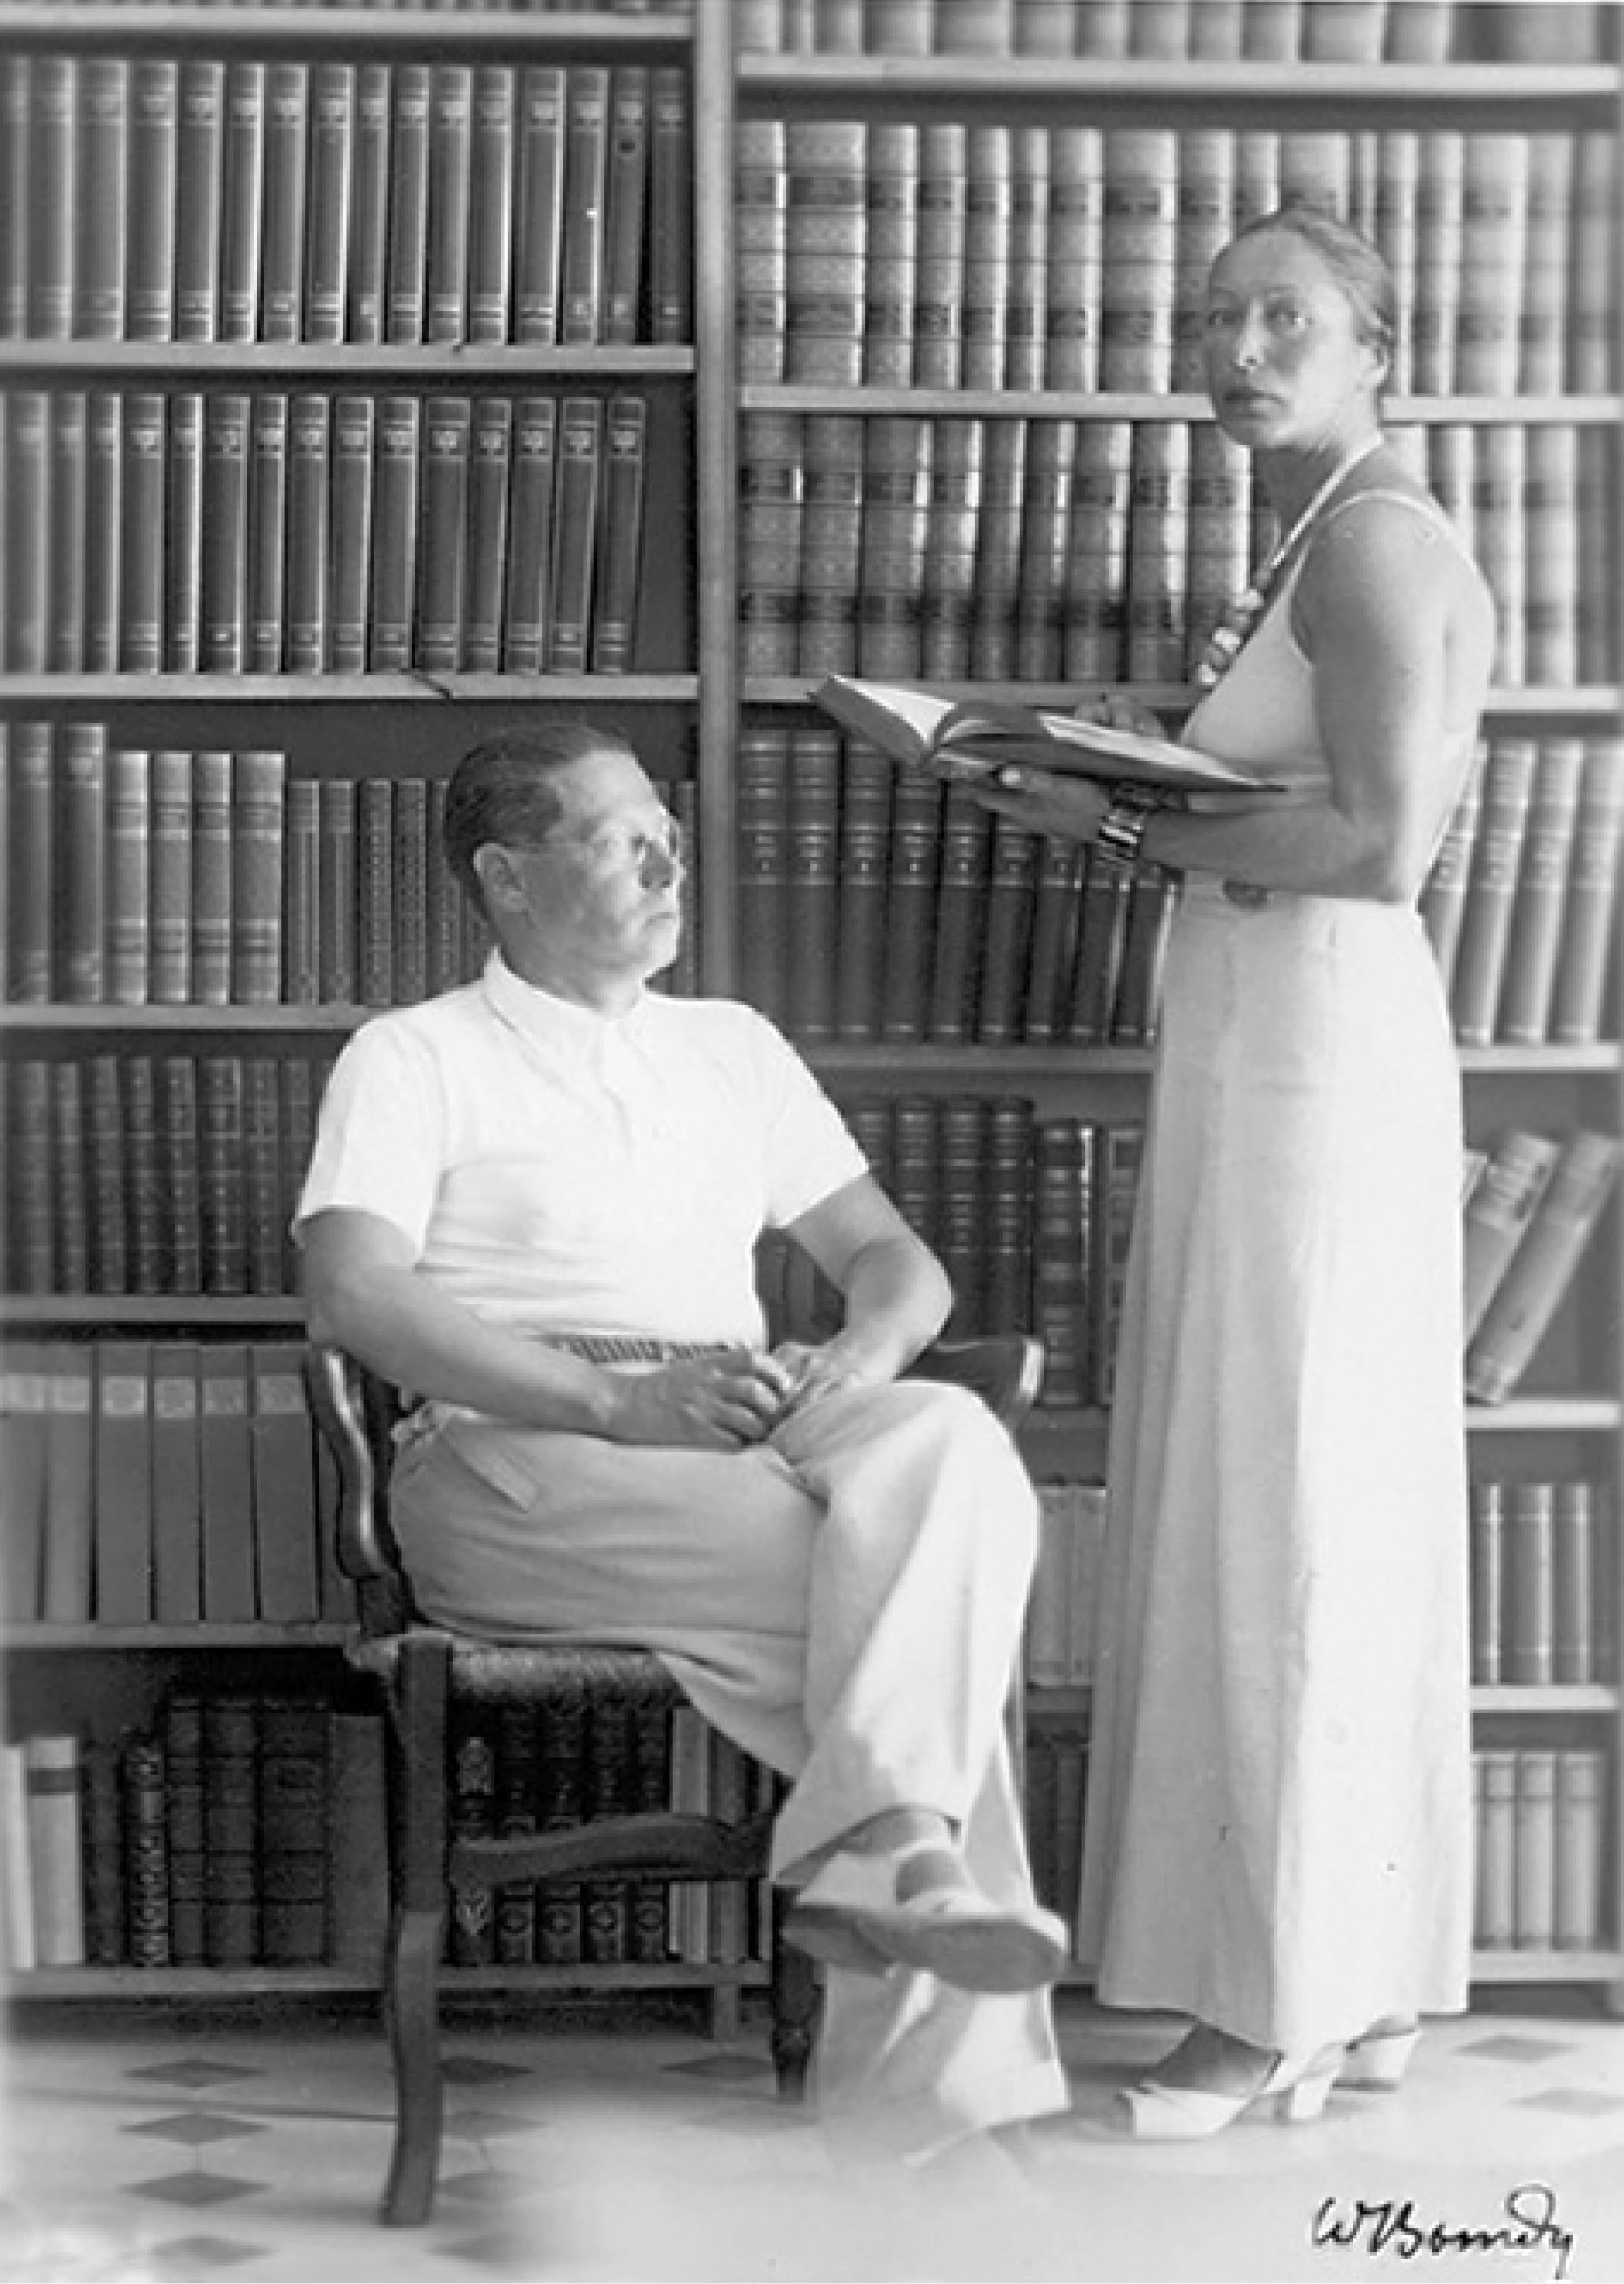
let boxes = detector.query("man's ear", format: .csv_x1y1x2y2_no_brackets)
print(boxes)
472,844,523,914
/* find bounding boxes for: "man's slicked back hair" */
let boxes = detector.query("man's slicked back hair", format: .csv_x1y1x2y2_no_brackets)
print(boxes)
443,722,640,911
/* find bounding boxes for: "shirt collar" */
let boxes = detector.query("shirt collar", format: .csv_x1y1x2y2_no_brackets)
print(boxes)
480,949,659,1058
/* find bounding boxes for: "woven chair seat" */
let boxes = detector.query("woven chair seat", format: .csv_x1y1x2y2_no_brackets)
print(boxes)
347,1630,681,1707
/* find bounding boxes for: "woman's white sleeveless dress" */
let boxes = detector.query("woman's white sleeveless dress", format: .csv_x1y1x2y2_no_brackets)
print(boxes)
1075,494,1478,2050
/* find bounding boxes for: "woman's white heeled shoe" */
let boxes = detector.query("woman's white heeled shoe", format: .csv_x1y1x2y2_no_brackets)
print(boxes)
1115,2049,1343,2141
1337,2024,1420,2091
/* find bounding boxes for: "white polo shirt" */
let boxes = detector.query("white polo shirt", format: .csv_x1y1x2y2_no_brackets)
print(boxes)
295,955,867,1348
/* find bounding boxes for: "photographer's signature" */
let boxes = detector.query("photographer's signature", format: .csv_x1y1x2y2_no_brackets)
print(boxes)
1311,2184,1574,2279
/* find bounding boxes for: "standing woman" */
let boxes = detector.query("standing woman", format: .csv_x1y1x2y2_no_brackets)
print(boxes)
975,208,1495,2135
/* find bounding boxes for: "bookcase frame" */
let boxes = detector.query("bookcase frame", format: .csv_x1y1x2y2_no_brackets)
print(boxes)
2,3,1621,2016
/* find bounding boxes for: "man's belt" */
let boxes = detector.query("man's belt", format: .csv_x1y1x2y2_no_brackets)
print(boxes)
537,1334,735,1365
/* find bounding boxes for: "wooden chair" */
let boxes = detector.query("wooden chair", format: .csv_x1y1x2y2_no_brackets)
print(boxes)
305,1332,1044,2226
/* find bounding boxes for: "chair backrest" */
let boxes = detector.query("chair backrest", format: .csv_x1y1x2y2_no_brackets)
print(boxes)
304,1343,414,1635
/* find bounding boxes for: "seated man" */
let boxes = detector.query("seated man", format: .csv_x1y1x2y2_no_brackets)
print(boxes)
296,722,1068,2166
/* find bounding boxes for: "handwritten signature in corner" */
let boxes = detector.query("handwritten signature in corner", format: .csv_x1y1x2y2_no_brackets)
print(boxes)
1310,2183,1576,2281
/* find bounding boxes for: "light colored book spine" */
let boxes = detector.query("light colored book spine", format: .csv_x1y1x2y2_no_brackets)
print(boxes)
1454,132,1529,397
1550,738,1624,1046
1450,734,1539,1047
1460,1128,1562,1346
1465,1132,1623,1406
0,1741,36,1971
1098,127,1176,393
784,118,866,386
25,1733,87,1968
1497,737,1587,1046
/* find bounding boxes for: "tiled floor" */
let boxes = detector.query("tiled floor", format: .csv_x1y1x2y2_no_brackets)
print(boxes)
2,1986,1622,2284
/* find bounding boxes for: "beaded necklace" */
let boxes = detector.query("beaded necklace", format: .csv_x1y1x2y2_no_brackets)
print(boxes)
1193,435,1384,691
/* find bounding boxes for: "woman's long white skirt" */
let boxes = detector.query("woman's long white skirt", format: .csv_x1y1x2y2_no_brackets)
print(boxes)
1076,878,1473,2053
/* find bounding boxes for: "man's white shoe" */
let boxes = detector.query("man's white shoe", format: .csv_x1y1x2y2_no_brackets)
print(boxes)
785,1845,1069,1993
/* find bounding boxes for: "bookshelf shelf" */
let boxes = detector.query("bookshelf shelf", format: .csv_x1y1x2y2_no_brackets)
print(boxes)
740,385,1623,426
2,1622,350,1652
742,675,1624,722
1020,1400,1624,1456
736,57,1619,112
0,1006,367,1033
1472,1686,1620,1714
1470,1950,1624,1985
0,674,699,705
0,1295,306,1329
1,1960,766,2003
0,344,696,380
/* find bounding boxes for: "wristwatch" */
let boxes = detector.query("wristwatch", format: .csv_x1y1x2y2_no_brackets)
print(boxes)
1093,787,1161,869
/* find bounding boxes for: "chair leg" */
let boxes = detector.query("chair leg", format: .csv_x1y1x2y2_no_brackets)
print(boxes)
382,1903,448,2227
769,1892,818,2103
379,1635,453,2226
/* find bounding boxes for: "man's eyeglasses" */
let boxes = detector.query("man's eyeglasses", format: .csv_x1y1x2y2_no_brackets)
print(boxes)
511,816,685,874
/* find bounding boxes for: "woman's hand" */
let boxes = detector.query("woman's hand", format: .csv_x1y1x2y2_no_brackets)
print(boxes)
971,762,1112,844
768,1336,896,1418
1070,689,1170,740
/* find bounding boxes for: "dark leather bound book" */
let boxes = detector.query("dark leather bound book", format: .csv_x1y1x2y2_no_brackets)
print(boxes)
603,67,650,345
834,737,892,1042
736,723,790,1027
468,64,516,346
84,391,123,671
84,1049,128,1288
247,392,289,672
924,792,990,1046
784,722,841,1042
426,65,473,346
1014,418,1077,683
284,395,332,674
356,778,395,1009
938,1094,992,1335
547,395,603,672
1023,836,1085,1046
161,1054,203,1295
258,1696,329,1965
416,396,472,673
328,397,375,675
464,396,513,674
1032,1117,1089,1409
163,1693,206,1964
118,394,165,671
47,392,87,673
122,1731,172,1967
494,1703,539,1966
629,1699,672,1966
877,772,943,1045
104,747,150,1009
231,750,286,1006
346,63,390,345
200,395,250,673
514,66,566,344
976,815,1039,1047
58,725,108,1006
128,59,179,343
198,1343,257,1621
559,66,610,345
218,62,265,344
259,62,309,344
304,63,353,345
535,1684,587,1966
200,1054,247,1297
162,391,205,673
386,66,432,345
985,1095,1035,1336
369,395,420,673
590,395,646,674
584,1699,633,1966
1065,850,1132,1045
649,65,692,345
202,1695,260,1966
502,396,558,673
243,1068,284,1296
80,1735,126,1965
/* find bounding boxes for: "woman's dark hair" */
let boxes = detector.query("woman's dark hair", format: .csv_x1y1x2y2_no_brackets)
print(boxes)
1223,204,1397,365
443,722,640,911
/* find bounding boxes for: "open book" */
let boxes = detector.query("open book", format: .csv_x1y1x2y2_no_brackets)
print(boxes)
813,674,1279,798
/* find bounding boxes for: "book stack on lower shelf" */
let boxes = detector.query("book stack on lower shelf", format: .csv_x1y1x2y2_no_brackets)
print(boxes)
0,1690,389,1977
0,1338,349,1630
1473,1744,1610,1953
1470,1475,1615,1691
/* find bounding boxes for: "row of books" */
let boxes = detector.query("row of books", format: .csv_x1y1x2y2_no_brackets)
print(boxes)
1469,1479,1614,1690
736,1,1612,65
1473,1746,1611,1953
738,724,1176,1050
0,735,708,1012
1462,1129,1622,1407
739,414,1618,692
0,388,652,677
1424,736,1623,1051
735,724,1622,1051
738,119,1618,400
4,1054,337,1302
0,1337,350,1629
1026,1481,1107,1690
0,1696,389,1974
445,1701,776,1973
2,58,691,349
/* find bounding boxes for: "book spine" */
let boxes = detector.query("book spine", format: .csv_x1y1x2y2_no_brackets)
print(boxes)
219,63,265,344
1450,735,1540,1046
27,58,76,342
190,750,234,1008
231,751,287,1006
784,118,866,385
1551,1480,1596,1687
161,1055,203,1295
1004,125,1048,390
1099,127,1176,392
1014,416,1075,683
590,395,647,674
0,61,25,345
149,752,193,1008
175,61,225,343
25,1735,85,1969
468,65,516,347
927,791,992,1046
1063,419,1132,682
501,396,557,674
1419,743,1484,1004
356,779,395,1008
150,1342,202,1624
559,66,610,346
202,1696,260,1965
258,1696,328,1964
83,392,123,671
201,394,250,674
317,780,358,1005
1465,1132,1623,1405
285,395,332,675
1497,737,1587,1046
1552,1748,1604,1949
1469,1479,1506,1686
602,66,650,345
58,725,108,1006
44,395,85,672
416,396,471,674
1412,131,1464,395
961,124,1011,392
738,408,804,675
649,65,693,345
347,64,391,346
1513,1746,1556,1949
1505,1482,1555,1686
303,63,353,346
969,414,1026,681
393,776,430,1008
247,394,289,673
547,395,603,674
857,414,931,679
89,1058,130,1293
878,775,943,1045
514,66,566,345
735,118,787,384
426,65,473,347
833,737,892,1042
863,120,917,385
259,63,309,344
386,66,431,345
1525,423,1580,689
328,396,375,675
5,391,50,671
784,723,842,1044
735,724,790,1027
106,747,152,1008
913,122,967,389
74,58,128,343
1551,738,1623,1046
93,1342,153,1625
